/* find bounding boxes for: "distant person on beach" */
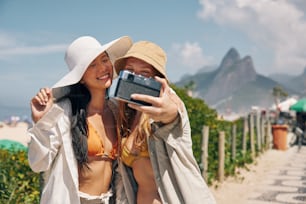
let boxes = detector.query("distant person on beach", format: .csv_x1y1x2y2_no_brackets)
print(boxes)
9,115,20,127
27,36,132,204
113,41,216,204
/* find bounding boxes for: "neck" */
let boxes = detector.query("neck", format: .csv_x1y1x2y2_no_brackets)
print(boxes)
87,94,107,114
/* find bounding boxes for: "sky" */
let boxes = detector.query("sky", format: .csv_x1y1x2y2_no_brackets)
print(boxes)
1,0,306,108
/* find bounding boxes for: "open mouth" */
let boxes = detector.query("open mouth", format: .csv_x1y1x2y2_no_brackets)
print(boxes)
97,73,110,80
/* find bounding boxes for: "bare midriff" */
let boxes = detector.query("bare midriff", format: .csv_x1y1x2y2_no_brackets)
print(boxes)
78,157,113,195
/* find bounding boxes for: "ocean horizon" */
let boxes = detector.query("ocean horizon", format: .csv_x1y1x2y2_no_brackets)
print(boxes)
0,105,31,122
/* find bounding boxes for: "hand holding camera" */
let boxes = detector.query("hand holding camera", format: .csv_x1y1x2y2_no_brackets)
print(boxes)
127,76,181,124
108,70,161,106
108,70,180,124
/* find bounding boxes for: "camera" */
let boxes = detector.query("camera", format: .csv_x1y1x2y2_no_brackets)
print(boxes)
108,70,161,106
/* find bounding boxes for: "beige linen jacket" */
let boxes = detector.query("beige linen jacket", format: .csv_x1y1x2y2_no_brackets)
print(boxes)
27,99,80,204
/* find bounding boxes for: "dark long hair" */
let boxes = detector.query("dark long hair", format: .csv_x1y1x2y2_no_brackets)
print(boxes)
57,83,90,169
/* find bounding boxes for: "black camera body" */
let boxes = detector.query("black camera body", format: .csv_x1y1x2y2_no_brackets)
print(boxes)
108,70,161,106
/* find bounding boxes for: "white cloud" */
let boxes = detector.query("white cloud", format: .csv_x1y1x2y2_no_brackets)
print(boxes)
170,42,214,71
0,32,66,59
0,33,18,48
197,0,306,74
0,44,66,58
167,41,215,82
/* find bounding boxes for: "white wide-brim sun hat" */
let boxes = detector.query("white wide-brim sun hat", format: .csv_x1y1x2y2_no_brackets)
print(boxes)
52,35,132,90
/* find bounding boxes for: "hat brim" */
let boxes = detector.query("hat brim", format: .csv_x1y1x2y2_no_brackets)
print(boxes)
52,36,132,89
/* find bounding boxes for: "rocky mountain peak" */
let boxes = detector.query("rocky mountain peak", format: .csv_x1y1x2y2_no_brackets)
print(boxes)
204,49,257,104
219,47,240,70
175,47,297,114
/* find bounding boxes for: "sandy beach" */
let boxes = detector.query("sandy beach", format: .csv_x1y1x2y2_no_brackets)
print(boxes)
0,122,30,147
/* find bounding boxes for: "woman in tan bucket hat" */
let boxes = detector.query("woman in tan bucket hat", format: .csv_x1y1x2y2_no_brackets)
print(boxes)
27,35,132,204
114,41,216,204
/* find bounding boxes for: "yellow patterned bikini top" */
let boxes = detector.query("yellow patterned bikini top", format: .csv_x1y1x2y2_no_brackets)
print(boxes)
87,122,118,160
121,137,150,167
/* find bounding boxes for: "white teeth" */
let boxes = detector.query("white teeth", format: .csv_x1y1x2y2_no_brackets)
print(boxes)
98,74,109,80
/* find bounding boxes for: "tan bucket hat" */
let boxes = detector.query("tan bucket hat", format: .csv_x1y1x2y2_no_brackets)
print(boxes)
114,41,168,81
52,35,133,89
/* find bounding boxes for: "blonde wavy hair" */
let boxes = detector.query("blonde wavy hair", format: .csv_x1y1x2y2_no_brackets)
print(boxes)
117,101,151,153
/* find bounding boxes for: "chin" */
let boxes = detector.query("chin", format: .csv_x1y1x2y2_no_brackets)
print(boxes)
104,79,112,88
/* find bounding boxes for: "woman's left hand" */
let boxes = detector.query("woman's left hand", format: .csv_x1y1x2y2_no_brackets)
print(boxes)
128,77,182,124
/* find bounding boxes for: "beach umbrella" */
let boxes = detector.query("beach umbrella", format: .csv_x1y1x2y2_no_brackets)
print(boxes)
289,98,306,112
0,139,27,152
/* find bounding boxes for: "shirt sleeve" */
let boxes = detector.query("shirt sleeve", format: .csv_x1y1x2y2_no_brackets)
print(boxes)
27,100,71,172
151,94,190,148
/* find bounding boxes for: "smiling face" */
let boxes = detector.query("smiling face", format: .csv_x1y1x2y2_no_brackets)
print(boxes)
81,52,113,90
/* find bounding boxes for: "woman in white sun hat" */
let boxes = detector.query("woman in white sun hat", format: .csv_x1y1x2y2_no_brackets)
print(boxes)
27,35,132,204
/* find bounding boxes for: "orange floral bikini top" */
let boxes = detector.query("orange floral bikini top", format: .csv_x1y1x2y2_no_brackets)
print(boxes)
87,122,118,160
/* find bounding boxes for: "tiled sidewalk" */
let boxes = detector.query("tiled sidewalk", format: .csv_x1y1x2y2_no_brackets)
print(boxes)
247,146,306,204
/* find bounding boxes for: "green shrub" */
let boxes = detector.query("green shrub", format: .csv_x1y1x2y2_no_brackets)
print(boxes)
0,148,40,204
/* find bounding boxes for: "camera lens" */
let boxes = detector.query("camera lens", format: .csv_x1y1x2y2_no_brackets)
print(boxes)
127,74,134,81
